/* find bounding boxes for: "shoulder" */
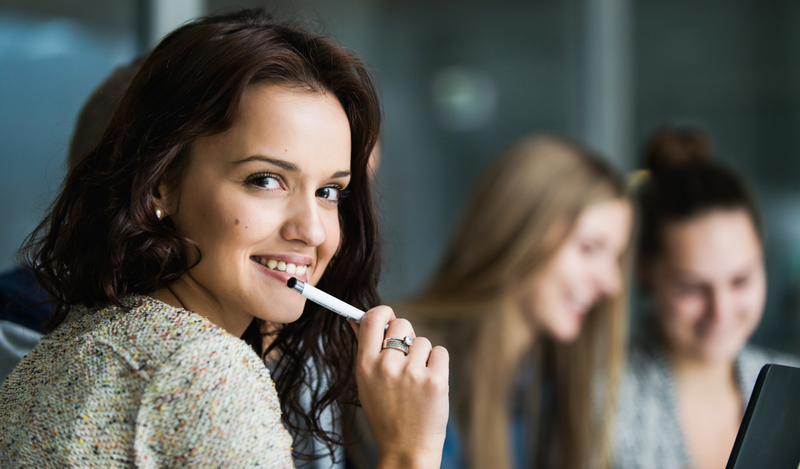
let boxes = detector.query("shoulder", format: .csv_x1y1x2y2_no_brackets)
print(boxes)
739,343,800,370
614,337,688,468
76,295,243,376
623,333,669,389
737,344,800,401
134,328,295,467
143,322,274,397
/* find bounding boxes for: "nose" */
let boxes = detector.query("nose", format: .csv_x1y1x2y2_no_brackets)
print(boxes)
595,259,623,298
280,193,327,247
708,288,735,324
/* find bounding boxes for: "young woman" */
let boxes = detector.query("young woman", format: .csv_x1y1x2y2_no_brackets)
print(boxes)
613,126,799,469
394,136,633,469
0,9,448,468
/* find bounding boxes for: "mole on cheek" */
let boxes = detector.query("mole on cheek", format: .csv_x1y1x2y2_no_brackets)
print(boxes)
235,219,240,225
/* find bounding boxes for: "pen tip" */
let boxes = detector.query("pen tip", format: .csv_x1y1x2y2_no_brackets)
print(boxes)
287,277,297,289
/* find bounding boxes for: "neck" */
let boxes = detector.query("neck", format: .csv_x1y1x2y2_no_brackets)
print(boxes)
150,274,253,338
669,349,738,393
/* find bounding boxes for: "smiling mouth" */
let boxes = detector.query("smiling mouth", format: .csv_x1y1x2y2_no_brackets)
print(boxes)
251,256,309,275
566,292,592,316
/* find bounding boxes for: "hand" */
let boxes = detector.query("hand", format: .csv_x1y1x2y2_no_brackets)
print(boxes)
351,306,449,469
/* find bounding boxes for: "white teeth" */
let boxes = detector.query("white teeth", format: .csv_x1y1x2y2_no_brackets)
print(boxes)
256,257,308,275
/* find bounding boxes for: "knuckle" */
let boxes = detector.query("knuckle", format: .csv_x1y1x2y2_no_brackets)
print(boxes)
433,345,450,362
380,361,403,380
369,305,394,319
361,310,378,324
389,317,413,331
428,371,448,390
407,366,427,384
412,337,432,350
356,360,371,378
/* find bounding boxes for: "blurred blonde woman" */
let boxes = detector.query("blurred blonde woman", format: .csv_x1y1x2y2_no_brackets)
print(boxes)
398,135,633,469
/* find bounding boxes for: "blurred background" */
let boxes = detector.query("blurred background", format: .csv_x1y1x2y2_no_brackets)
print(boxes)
1,0,799,353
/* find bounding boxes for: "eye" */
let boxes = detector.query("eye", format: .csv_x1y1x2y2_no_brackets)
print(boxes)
246,173,282,190
675,282,703,297
316,186,343,202
579,240,601,256
732,274,751,289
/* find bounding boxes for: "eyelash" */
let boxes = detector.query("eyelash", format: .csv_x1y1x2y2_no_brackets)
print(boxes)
244,172,350,203
245,172,283,190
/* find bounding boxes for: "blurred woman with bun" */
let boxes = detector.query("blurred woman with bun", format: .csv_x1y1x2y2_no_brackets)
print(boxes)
614,126,799,469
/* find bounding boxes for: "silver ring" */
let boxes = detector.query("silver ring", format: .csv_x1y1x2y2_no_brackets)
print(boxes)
382,336,414,355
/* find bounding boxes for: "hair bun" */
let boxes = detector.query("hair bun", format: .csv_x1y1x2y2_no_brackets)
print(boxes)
641,125,713,174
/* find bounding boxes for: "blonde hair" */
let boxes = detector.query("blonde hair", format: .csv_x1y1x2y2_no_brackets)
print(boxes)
404,135,630,469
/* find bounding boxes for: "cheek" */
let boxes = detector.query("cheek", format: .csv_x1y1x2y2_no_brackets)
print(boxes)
659,291,706,331
206,202,252,246
520,277,547,321
523,277,566,327
317,212,342,264
556,248,586,280
538,248,583,302
739,282,767,325
183,189,279,259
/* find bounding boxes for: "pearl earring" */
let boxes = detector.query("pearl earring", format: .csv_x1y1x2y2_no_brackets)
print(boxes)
155,207,165,220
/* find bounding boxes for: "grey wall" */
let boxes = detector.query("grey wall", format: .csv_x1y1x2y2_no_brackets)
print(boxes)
0,1,137,272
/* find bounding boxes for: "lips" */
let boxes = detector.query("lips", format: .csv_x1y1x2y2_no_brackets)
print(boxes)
250,255,311,283
565,291,593,317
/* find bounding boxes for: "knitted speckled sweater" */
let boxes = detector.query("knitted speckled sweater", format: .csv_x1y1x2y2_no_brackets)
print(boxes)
0,295,295,468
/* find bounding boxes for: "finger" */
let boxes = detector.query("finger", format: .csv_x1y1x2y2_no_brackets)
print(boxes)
384,318,415,344
348,319,360,336
426,345,450,374
405,336,432,365
358,306,395,356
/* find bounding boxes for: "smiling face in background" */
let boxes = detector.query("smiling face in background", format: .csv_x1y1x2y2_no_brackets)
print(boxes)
521,199,632,342
157,83,351,334
647,209,765,363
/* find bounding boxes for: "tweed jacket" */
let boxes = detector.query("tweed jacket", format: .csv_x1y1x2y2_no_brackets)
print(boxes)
0,295,295,468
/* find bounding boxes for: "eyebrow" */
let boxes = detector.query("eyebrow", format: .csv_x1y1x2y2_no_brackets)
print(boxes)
672,259,761,281
234,155,299,172
234,155,351,179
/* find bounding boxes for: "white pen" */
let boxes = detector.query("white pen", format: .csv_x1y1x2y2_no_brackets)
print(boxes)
287,277,367,323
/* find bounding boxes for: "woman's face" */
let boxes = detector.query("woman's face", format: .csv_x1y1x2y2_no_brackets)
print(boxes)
647,209,765,363
159,84,351,329
521,199,632,342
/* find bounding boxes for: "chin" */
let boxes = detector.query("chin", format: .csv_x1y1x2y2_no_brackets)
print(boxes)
251,295,308,324
699,340,742,363
550,322,582,343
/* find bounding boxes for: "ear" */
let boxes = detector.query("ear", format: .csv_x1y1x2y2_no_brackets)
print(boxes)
152,179,180,218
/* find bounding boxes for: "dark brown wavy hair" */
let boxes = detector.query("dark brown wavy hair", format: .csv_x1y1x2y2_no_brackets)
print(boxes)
22,8,382,461
636,126,762,262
